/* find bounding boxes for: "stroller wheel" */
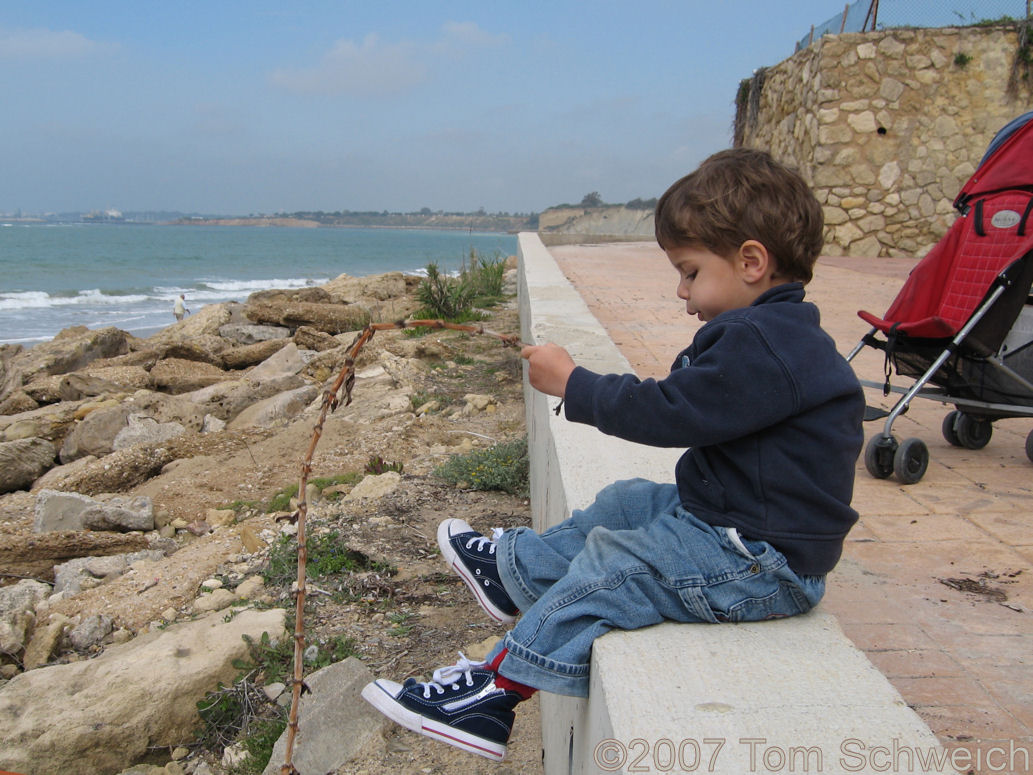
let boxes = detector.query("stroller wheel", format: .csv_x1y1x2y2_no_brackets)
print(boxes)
955,413,993,450
1025,429,1033,464
894,438,929,484
864,435,897,479
941,410,963,447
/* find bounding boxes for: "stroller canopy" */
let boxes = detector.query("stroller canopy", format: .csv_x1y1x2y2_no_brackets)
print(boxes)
859,112,1033,341
956,110,1033,211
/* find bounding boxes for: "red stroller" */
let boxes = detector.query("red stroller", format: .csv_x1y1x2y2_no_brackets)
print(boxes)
846,111,1033,484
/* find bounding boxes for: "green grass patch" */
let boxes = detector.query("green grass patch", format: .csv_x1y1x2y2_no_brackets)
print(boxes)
263,530,394,588
264,473,363,512
433,436,529,497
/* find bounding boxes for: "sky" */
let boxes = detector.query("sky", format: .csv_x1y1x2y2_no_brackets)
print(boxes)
2,1,848,216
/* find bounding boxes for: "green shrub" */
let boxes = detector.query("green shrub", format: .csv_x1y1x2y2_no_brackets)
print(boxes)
263,531,393,587
414,250,508,321
433,436,529,496
417,261,475,320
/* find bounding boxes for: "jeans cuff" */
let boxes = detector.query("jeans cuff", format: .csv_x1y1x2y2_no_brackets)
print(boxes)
497,633,590,698
495,527,542,613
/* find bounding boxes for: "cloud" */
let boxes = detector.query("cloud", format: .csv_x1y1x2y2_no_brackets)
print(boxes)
269,22,506,97
0,27,109,60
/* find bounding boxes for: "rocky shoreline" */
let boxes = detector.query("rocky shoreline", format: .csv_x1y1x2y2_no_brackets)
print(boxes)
0,266,541,775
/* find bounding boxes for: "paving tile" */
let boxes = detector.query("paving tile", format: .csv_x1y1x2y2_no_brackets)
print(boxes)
968,513,1033,547
865,648,966,680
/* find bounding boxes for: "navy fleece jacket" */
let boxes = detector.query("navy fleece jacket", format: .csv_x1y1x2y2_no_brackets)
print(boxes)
564,283,864,575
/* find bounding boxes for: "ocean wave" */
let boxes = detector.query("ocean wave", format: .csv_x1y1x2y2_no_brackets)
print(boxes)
0,277,334,310
0,289,155,310
199,277,331,293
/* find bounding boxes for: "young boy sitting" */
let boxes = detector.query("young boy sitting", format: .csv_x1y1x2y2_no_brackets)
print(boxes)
362,147,865,761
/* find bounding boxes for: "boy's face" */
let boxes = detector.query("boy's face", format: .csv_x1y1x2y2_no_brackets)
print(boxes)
666,244,773,322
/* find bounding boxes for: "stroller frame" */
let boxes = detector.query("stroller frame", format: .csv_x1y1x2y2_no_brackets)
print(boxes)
845,111,1033,484
846,268,1033,484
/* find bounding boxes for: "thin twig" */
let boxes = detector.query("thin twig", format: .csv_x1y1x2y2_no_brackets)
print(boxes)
279,318,520,774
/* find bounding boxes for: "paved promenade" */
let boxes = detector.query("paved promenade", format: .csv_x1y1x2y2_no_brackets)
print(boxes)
550,240,1033,774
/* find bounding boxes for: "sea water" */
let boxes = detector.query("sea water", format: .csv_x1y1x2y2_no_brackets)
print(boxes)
0,223,517,346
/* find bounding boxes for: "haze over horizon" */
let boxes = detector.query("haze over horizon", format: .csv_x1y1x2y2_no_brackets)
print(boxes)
5,1,858,216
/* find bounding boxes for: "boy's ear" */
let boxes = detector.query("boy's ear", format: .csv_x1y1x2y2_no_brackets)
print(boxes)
737,240,772,283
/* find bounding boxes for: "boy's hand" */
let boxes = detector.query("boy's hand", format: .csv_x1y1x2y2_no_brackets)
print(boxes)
520,342,576,398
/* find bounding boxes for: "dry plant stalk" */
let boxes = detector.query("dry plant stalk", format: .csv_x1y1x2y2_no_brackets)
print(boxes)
279,318,521,774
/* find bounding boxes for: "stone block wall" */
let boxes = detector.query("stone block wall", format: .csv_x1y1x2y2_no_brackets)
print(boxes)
737,23,1030,257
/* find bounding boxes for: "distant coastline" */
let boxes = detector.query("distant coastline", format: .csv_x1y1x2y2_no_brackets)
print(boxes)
174,212,535,233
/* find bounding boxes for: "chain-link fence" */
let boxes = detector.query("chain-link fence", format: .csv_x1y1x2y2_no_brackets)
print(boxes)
795,0,1031,52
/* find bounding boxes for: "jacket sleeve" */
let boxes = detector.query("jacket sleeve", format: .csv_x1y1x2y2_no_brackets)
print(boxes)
563,319,802,447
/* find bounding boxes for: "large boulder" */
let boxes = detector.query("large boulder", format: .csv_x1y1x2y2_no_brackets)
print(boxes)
0,398,88,446
0,389,38,416
54,372,128,402
30,443,177,496
220,338,289,370
59,404,133,463
0,579,51,657
144,302,235,345
33,489,154,533
156,337,227,367
262,658,387,775
112,414,186,451
0,607,288,775
11,326,131,386
176,374,306,422
227,384,319,430
0,437,56,493
218,323,291,346
33,489,96,532
149,358,231,394
122,390,208,433
244,299,371,335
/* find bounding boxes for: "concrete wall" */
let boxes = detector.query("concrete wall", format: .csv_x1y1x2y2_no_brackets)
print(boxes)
517,231,957,774
737,23,1030,257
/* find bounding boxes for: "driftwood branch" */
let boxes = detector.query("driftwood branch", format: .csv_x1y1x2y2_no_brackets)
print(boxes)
279,319,521,774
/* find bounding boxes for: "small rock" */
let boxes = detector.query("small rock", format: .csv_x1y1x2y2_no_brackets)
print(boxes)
192,588,236,613
69,613,114,651
222,743,247,768
235,576,265,600
205,508,235,528
22,613,71,670
170,746,189,761
263,681,286,701
200,578,223,591
240,525,267,554
344,471,402,502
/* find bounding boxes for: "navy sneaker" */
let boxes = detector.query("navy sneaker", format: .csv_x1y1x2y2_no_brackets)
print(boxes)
361,654,521,761
437,519,519,624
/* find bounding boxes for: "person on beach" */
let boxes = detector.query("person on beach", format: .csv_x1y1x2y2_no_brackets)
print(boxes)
361,148,865,761
173,294,190,321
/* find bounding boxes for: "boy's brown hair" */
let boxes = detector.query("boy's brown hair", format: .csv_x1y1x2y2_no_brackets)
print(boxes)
654,147,824,283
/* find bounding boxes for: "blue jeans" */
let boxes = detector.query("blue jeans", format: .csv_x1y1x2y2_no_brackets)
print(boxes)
487,478,825,697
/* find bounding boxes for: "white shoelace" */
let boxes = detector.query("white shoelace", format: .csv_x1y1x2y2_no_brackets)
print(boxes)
418,652,488,698
465,527,505,555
